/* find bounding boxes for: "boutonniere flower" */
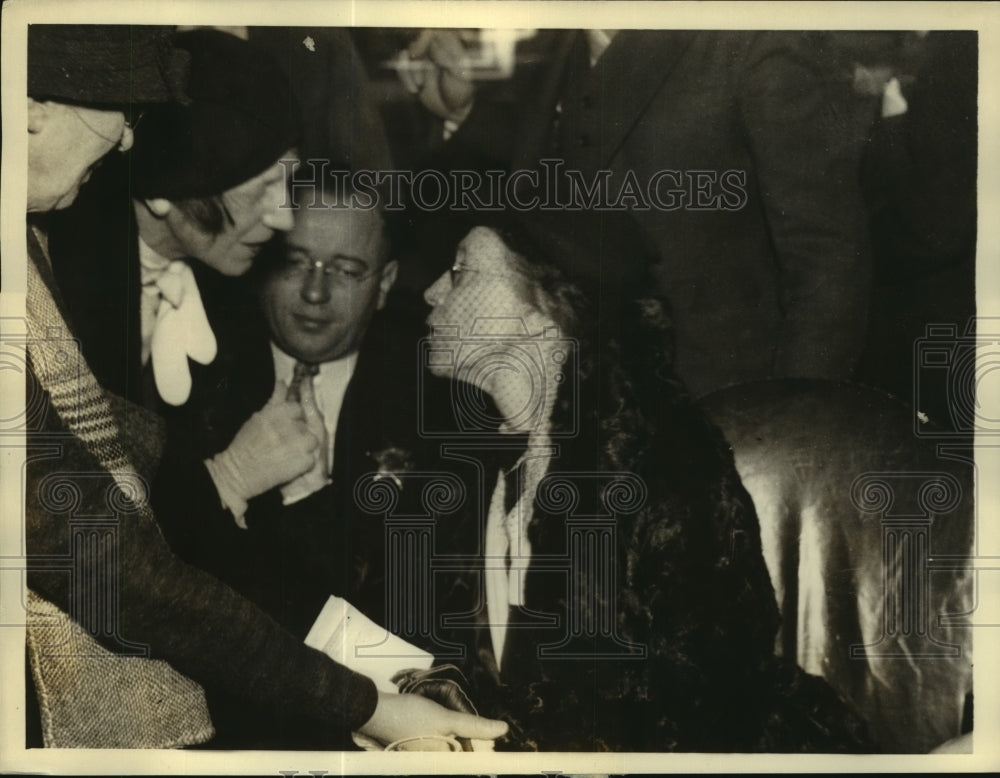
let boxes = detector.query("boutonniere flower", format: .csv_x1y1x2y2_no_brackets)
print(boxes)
369,445,416,490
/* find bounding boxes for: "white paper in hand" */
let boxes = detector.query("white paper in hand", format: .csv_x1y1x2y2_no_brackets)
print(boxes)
304,595,433,693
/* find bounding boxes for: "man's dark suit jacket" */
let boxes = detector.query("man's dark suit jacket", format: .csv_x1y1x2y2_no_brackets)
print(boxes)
449,30,873,397
147,295,460,748
152,302,450,638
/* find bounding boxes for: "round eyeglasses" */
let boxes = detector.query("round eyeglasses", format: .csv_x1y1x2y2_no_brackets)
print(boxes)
282,256,381,286
448,261,528,285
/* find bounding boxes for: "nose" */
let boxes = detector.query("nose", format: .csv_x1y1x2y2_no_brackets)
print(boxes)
300,266,332,305
119,124,135,153
423,271,452,307
261,178,295,232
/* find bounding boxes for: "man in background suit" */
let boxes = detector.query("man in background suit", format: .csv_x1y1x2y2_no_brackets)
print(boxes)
405,29,873,397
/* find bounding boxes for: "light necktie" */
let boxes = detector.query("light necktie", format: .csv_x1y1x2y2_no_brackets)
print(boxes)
287,359,319,403
280,361,331,504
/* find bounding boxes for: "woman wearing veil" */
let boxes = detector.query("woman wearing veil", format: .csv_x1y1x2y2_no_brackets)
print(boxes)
420,209,871,752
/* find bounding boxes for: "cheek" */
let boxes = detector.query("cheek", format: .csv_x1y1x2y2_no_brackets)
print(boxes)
262,283,294,322
461,281,528,328
225,195,261,232
174,220,217,262
270,284,301,315
202,236,252,275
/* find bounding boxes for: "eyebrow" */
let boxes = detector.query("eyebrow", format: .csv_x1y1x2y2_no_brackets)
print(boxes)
285,244,372,268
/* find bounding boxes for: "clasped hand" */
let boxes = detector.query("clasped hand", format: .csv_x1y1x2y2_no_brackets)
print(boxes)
206,378,327,522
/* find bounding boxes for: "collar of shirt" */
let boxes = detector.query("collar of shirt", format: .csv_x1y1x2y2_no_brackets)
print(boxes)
138,238,171,366
271,343,359,469
138,237,172,283
585,29,618,67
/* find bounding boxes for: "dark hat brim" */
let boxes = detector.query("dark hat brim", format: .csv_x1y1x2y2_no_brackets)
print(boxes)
129,29,301,201
28,25,188,106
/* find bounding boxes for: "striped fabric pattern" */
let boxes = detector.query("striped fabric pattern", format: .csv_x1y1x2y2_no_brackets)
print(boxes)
24,228,214,748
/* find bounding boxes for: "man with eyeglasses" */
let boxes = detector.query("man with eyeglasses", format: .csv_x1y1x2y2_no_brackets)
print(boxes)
151,177,462,747
195,188,400,532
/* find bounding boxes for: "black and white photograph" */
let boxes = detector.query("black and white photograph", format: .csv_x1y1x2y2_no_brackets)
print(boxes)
1,0,998,773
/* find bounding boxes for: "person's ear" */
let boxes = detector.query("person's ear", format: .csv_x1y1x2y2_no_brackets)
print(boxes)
143,198,174,218
27,98,52,134
376,260,399,310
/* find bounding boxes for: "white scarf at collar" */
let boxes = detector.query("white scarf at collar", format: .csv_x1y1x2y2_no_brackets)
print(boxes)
139,239,217,406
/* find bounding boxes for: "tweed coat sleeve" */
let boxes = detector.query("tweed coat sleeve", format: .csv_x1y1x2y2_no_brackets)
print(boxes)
24,364,379,734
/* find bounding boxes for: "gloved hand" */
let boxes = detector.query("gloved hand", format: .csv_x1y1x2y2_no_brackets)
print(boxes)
392,665,478,714
280,368,331,504
205,379,319,525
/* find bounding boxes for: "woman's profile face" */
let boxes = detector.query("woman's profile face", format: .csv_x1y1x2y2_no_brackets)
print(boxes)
423,226,540,384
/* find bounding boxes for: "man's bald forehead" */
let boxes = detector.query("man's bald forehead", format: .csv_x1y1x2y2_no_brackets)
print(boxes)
294,186,391,265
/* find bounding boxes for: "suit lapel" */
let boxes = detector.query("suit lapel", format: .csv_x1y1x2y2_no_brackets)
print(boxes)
569,30,697,172
329,314,388,490
510,30,581,171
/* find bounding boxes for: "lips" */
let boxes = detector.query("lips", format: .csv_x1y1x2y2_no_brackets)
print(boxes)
242,238,272,255
292,313,331,332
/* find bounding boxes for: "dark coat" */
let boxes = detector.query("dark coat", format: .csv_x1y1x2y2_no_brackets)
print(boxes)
450,30,873,397
429,362,871,752
152,296,452,637
47,153,145,405
147,288,459,748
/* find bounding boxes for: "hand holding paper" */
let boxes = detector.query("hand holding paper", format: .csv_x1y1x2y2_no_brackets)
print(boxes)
305,596,505,751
